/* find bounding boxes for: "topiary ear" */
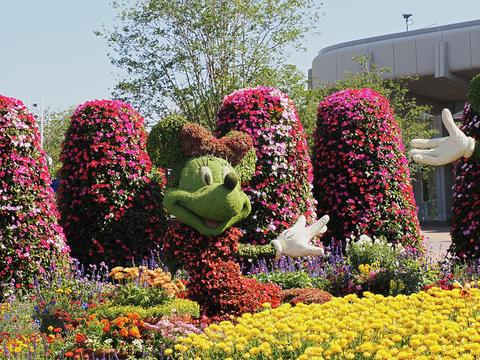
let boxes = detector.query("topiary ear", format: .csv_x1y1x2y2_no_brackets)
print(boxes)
468,74,480,114
147,114,189,184
224,131,257,183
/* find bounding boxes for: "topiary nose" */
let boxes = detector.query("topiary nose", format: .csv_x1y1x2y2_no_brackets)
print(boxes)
224,172,238,190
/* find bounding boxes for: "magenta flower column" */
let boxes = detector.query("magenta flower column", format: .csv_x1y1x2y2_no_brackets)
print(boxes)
216,87,317,244
58,100,167,266
0,96,70,297
313,88,423,250
450,103,480,259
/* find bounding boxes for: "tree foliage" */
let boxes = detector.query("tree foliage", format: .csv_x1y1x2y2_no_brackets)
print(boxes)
43,107,73,178
100,0,321,128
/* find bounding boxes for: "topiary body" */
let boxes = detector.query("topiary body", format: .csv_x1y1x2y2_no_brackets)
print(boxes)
0,95,70,298
58,100,167,266
313,88,423,250
216,86,317,245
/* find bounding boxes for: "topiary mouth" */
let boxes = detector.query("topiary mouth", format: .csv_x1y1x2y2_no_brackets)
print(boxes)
174,201,234,233
164,187,251,236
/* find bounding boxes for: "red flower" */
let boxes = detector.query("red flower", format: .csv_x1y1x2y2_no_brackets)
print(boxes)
75,332,87,344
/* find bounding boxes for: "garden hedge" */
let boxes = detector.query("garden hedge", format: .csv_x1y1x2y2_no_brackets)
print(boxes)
58,100,167,266
216,87,317,244
0,95,70,298
450,75,480,259
313,88,423,250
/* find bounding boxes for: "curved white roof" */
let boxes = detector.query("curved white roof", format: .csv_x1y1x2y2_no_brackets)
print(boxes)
311,20,480,102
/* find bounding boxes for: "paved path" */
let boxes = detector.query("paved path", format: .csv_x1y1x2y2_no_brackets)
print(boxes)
421,223,451,260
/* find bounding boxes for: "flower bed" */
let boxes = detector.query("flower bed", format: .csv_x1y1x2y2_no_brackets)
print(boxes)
250,235,431,297
174,286,480,359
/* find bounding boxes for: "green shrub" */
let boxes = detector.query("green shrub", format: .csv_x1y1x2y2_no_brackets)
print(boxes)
252,271,315,290
111,282,172,307
346,235,397,271
467,74,480,113
346,235,427,296
94,298,200,319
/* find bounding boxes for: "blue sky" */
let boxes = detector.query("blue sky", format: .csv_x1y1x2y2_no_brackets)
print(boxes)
1,0,479,111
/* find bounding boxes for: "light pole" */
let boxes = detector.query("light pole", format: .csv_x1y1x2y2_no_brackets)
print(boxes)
31,99,45,148
403,14,413,32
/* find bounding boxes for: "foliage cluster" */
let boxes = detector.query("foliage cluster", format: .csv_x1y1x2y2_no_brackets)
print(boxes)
313,88,424,250
251,234,431,297
43,107,73,178
58,99,168,266
467,74,480,114
101,0,321,128
146,113,188,184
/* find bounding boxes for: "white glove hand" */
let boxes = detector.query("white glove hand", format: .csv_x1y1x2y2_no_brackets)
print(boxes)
409,109,475,166
271,215,329,259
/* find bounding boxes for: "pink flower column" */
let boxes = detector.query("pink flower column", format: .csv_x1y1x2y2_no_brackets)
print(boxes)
58,100,167,266
0,95,70,297
450,103,480,259
216,87,317,244
313,89,423,250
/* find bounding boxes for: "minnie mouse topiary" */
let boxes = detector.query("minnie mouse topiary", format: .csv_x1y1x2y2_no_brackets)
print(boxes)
157,121,329,318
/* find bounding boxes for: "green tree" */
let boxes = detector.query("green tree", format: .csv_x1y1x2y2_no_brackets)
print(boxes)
99,0,321,128
300,56,435,177
43,108,73,178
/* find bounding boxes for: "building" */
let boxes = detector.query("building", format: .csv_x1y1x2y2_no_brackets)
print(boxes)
310,19,480,223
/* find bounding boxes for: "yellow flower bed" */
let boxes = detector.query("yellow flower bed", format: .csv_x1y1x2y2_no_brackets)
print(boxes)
173,287,480,359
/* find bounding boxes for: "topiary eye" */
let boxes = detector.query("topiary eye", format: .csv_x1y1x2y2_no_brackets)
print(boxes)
200,166,213,185
222,166,231,180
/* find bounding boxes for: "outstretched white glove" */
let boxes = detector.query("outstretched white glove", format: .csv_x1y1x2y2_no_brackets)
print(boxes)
409,109,475,166
271,214,329,259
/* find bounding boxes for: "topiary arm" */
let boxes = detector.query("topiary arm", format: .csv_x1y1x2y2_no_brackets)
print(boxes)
410,109,476,166
237,215,329,260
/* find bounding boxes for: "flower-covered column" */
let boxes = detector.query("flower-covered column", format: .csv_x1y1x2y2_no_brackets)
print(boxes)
0,95,70,298
216,87,317,244
313,89,423,250
58,100,167,266
451,103,480,258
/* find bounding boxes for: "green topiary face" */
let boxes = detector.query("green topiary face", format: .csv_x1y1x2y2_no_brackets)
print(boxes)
164,156,251,236
468,74,480,114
